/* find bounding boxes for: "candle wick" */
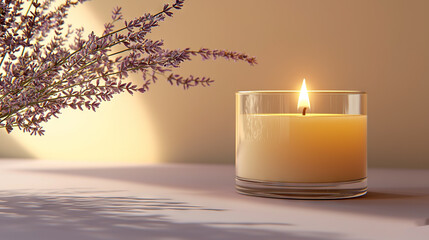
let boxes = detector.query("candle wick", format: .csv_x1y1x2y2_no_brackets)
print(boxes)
302,107,307,116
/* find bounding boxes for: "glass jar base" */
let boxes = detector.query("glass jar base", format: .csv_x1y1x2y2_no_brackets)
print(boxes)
236,176,367,200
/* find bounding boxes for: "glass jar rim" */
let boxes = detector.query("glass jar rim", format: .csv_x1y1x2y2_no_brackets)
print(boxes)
237,90,366,95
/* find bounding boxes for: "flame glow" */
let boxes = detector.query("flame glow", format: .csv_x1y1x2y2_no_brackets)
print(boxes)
297,79,310,111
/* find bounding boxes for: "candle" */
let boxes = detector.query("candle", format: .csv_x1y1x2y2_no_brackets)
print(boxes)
237,113,367,182
236,80,367,199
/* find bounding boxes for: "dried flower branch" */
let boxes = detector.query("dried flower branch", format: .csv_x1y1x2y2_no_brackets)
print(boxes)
0,0,256,135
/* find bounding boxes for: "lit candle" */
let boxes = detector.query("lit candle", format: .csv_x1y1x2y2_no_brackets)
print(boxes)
236,80,367,199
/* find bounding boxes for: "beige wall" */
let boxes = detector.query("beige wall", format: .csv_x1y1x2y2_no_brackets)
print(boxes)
1,0,428,168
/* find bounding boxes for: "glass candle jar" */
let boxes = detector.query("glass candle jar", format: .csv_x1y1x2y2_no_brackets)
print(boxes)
236,91,367,199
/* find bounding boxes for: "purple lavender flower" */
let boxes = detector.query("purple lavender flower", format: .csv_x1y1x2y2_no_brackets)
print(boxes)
0,0,256,135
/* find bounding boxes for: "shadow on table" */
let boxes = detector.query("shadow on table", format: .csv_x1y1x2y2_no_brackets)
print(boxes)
25,165,429,224
293,169,429,225
0,189,343,240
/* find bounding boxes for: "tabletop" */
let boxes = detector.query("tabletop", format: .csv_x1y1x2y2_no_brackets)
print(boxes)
0,160,428,240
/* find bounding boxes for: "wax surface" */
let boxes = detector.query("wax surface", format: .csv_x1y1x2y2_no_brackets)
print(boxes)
236,114,367,183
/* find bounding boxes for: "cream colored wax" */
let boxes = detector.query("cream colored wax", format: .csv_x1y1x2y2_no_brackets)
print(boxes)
236,114,367,183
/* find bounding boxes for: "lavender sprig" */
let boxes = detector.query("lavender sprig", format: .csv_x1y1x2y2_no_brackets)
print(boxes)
0,0,256,135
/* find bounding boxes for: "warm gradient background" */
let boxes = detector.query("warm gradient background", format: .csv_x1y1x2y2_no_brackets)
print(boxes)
1,0,428,168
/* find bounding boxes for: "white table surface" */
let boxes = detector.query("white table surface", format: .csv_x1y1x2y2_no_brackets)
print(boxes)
0,160,428,240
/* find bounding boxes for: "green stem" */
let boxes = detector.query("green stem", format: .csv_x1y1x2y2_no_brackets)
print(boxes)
35,41,130,97
50,66,143,95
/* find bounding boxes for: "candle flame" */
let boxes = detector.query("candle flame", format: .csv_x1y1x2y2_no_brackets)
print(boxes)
297,79,310,112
